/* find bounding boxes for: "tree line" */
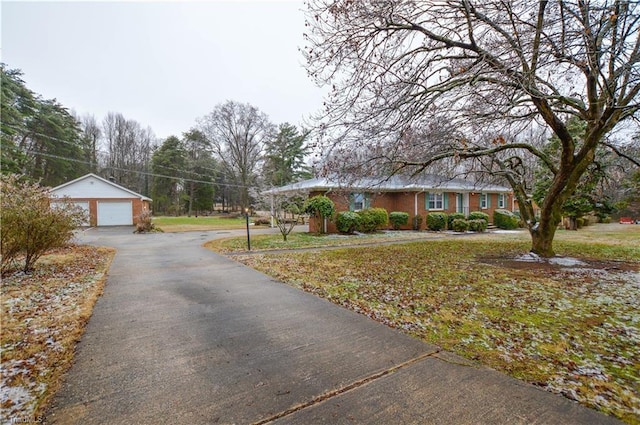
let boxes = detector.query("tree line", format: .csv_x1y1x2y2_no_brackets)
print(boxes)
1,64,312,215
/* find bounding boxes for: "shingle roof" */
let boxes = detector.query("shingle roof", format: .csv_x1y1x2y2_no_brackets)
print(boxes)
264,175,511,194
50,173,152,201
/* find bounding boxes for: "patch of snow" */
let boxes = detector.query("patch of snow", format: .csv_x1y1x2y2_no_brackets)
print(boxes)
515,252,542,262
548,257,587,267
492,230,524,234
0,383,39,425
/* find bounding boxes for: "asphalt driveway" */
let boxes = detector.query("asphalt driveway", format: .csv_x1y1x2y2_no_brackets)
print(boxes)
45,228,621,424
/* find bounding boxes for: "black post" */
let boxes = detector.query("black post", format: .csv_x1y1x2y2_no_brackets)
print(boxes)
245,208,251,251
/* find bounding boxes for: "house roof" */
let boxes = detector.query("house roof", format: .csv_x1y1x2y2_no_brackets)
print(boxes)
264,175,511,195
50,173,152,201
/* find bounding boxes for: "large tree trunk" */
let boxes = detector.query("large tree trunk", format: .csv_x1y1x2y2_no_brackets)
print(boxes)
530,217,560,257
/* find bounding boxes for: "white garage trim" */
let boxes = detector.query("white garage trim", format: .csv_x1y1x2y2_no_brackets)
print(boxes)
97,201,133,226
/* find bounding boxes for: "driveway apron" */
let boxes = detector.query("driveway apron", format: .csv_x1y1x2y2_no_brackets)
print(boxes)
46,229,621,425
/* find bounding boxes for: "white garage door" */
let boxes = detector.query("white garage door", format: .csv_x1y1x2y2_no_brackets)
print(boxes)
97,201,133,226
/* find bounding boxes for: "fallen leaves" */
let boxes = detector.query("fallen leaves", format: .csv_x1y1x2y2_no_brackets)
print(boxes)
1,244,115,422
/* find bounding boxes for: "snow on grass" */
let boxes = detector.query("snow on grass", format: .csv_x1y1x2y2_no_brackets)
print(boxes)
237,237,640,423
1,245,114,422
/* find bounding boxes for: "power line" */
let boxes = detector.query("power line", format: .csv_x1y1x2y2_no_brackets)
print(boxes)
2,124,249,187
2,142,257,190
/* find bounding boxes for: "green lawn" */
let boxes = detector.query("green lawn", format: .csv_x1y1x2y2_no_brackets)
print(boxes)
205,230,444,252
152,215,248,231
208,224,640,423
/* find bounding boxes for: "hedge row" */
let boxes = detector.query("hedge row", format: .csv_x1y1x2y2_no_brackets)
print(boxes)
335,208,520,233
426,211,491,232
335,208,389,234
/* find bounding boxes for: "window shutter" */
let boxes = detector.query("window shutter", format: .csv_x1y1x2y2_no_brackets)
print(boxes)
487,193,492,208
443,192,449,210
425,192,430,210
349,193,355,211
365,193,371,209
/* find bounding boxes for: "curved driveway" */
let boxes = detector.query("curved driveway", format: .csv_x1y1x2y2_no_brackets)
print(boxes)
46,228,620,424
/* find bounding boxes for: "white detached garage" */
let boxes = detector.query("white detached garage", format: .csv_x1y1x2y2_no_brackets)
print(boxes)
50,174,152,227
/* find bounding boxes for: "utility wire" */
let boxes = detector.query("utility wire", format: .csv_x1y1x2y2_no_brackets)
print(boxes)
2,125,254,189
2,142,257,190
3,123,229,181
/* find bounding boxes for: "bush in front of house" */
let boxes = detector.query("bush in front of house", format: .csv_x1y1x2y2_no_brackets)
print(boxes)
356,208,388,233
336,211,361,234
447,212,466,229
303,195,336,233
1,174,87,275
468,211,490,223
493,209,520,229
389,211,410,230
426,212,448,231
468,219,488,232
451,218,469,232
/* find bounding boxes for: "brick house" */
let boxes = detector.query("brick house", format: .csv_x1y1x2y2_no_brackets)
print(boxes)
50,173,151,227
266,176,513,233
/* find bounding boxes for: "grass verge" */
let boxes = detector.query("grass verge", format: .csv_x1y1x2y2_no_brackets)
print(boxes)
211,224,640,423
205,230,444,253
152,215,248,232
1,245,115,422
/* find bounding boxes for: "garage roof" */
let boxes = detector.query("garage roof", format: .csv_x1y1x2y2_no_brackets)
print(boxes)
50,173,152,201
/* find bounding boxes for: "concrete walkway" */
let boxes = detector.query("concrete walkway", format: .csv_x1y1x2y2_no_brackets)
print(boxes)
46,228,621,424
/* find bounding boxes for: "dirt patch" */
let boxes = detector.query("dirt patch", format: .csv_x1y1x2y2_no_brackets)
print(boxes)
479,255,639,275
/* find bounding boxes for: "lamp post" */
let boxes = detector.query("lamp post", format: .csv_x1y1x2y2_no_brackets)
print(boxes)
245,207,251,251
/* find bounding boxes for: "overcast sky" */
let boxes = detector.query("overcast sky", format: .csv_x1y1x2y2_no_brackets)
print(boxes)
2,0,326,140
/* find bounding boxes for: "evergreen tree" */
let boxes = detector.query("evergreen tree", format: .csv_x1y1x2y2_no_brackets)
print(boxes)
1,65,35,174
263,123,312,187
183,129,216,216
1,65,87,186
151,136,186,215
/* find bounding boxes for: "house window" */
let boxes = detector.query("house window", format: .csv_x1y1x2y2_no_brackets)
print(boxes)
480,193,489,209
350,192,370,211
498,194,506,209
427,192,444,210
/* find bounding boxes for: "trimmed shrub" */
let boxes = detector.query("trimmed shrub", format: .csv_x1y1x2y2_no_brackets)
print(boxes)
412,214,423,230
468,211,490,223
576,217,585,228
369,208,389,228
451,218,469,232
493,209,519,229
303,195,335,233
389,211,410,230
468,219,487,232
426,212,448,231
336,211,361,234
356,208,388,233
447,212,466,229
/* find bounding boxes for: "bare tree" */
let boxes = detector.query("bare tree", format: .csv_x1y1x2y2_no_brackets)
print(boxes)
257,190,306,241
199,100,274,211
305,0,640,256
102,112,156,195
78,113,101,173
